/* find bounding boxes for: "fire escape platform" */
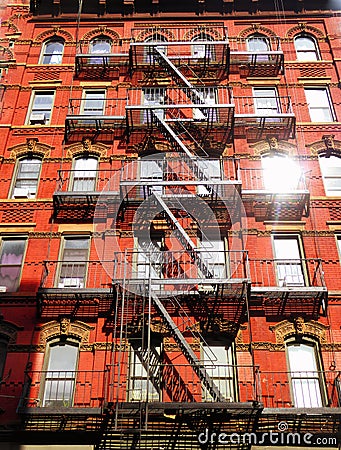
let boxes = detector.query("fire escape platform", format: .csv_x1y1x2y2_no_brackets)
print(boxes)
234,113,296,140
65,115,126,141
75,53,129,77
229,51,284,77
242,190,310,221
129,41,229,73
53,191,120,209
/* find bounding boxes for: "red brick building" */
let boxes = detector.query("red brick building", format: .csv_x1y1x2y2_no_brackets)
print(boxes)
0,0,340,449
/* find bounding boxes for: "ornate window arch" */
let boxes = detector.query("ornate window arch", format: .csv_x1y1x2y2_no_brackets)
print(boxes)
39,38,64,64
294,33,320,61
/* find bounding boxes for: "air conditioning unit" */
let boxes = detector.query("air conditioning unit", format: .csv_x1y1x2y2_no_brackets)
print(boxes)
0,286,7,293
13,187,30,199
59,278,84,289
30,113,46,125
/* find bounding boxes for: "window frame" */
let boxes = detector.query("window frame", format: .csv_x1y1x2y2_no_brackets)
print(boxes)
253,87,281,116
0,237,27,293
10,156,42,199
246,34,270,53
319,154,341,196
271,234,307,287
81,90,106,117
40,339,80,408
201,339,237,402
294,34,320,61
286,338,327,408
89,37,112,54
39,39,64,65
304,87,335,123
26,90,55,125
70,155,98,192
56,236,90,289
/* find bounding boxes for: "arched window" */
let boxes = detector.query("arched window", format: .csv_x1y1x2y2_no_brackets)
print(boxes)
40,39,64,64
191,33,214,60
89,37,112,54
71,155,98,192
247,34,269,52
319,155,341,196
286,339,325,407
11,157,42,199
144,34,168,62
294,34,320,61
41,341,79,407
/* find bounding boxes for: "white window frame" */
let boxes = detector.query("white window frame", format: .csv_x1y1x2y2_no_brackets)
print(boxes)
41,341,79,408
304,87,335,123
70,156,98,192
0,237,27,293
89,37,112,54
39,39,64,64
142,87,165,122
57,236,90,289
201,341,236,402
26,90,55,125
286,339,325,408
247,34,270,52
81,90,106,117
261,153,302,192
253,87,281,116
272,234,306,287
191,33,214,60
144,34,168,63
294,34,320,61
11,157,42,199
319,155,341,196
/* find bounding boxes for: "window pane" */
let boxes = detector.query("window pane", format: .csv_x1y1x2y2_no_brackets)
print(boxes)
42,41,63,64
287,343,323,407
13,158,41,198
319,156,341,195
58,238,89,288
273,237,304,286
30,92,54,122
305,88,333,122
0,239,26,292
82,91,105,115
295,36,318,61
72,157,98,191
43,343,78,407
247,37,269,52
202,345,235,401
90,39,111,54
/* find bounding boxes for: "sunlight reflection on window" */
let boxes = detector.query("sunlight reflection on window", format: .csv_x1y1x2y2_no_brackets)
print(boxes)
262,155,302,192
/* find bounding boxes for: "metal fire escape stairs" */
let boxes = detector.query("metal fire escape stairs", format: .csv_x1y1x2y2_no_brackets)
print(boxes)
128,44,226,403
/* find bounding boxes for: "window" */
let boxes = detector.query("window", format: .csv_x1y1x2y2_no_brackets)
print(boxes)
191,33,214,60
261,154,302,192
253,88,280,115
305,88,334,122
81,90,105,117
11,157,42,198
247,34,269,52
294,34,320,61
139,158,163,195
0,238,26,292
287,341,325,407
89,38,112,64
272,235,305,287
128,337,162,401
197,159,221,195
27,91,54,125
201,341,236,401
71,156,98,192
42,342,79,407
200,237,226,278
90,37,111,54
40,39,64,64
144,33,168,62
192,87,217,121
58,237,89,288
319,155,341,196
142,87,165,122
